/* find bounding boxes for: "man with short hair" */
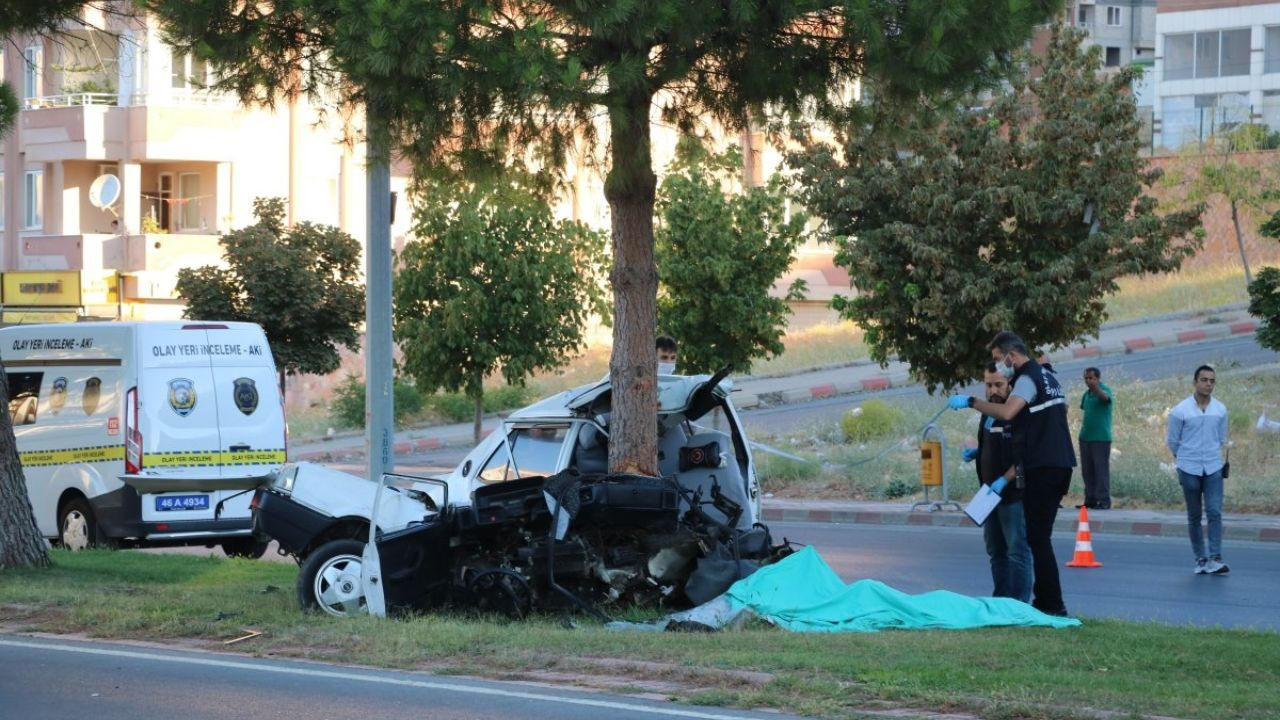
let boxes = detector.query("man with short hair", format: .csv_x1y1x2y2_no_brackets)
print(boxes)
656,335,678,375
949,331,1076,616
1166,365,1230,575
963,363,1032,602
1078,367,1114,510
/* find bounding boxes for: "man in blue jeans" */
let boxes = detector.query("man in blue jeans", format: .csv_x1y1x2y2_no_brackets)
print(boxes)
964,363,1032,601
1166,365,1230,575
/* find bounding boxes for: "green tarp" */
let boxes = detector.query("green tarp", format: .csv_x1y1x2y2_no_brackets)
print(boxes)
725,545,1082,632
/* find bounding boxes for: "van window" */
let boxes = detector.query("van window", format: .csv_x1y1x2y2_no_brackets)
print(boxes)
477,425,569,483
7,372,43,426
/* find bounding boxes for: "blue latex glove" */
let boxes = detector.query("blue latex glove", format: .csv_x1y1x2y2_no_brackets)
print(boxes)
990,477,1008,495
947,394,972,411
962,447,978,463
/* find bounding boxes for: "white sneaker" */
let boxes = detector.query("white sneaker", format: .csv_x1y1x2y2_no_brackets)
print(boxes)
1194,558,1208,574
1206,557,1230,575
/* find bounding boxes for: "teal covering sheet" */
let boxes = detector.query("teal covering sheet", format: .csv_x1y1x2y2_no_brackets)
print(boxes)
725,545,1082,632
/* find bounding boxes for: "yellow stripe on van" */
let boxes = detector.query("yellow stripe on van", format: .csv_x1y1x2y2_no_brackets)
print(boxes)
19,446,285,469
19,445,125,467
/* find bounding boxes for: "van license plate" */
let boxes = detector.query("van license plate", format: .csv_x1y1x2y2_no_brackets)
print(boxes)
155,495,209,512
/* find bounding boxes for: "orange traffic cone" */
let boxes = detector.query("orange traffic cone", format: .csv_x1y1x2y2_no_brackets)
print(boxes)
1066,506,1103,568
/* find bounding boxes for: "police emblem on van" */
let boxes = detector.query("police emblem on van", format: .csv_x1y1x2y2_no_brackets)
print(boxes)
168,378,197,417
50,377,68,413
83,377,101,416
233,377,258,415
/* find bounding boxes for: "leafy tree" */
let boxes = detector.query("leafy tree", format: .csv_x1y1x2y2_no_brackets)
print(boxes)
147,0,1059,474
393,175,608,442
792,26,1205,392
0,0,99,569
176,198,365,393
1250,216,1280,353
656,140,809,375
1165,132,1276,286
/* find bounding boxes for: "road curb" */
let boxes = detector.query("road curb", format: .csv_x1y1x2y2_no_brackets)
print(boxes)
760,506,1280,543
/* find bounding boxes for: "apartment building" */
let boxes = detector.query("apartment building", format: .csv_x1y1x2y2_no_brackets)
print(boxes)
1069,1,1159,68
1152,0,1280,149
0,5,423,324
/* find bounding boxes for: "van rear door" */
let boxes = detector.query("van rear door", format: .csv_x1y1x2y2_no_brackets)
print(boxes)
204,323,286,482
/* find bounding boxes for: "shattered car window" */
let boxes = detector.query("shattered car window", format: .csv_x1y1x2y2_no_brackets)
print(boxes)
478,425,570,483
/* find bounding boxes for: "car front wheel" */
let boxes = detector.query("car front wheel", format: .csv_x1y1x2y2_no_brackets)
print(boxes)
297,539,368,617
58,496,116,551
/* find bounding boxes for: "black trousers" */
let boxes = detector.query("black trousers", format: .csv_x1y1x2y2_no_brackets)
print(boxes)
1079,440,1111,507
1023,466,1073,615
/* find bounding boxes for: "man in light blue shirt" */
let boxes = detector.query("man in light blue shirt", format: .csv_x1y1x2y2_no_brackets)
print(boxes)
1165,365,1230,575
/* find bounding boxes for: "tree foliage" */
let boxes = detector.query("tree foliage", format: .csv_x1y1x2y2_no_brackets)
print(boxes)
147,0,1060,472
1251,218,1280,353
393,174,608,441
793,25,1204,392
656,140,808,375
176,198,365,383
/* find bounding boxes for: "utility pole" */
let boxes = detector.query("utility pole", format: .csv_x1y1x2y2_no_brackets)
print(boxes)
362,113,393,617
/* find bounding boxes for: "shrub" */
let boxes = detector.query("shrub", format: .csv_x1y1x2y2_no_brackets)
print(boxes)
427,385,536,423
840,399,904,443
329,374,425,429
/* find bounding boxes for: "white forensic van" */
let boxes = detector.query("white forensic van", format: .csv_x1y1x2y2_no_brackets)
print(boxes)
1,321,287,557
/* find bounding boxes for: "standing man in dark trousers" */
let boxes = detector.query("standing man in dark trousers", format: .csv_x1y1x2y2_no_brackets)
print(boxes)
963,363,1032,602
1078,367,1114,510
949,331,1076,616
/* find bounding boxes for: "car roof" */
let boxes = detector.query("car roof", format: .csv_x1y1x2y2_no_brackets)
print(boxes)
508,373,734,423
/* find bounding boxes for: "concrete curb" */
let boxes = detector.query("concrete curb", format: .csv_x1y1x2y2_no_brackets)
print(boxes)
759,506,1280,543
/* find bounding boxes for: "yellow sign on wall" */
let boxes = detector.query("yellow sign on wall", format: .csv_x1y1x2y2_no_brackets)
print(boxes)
2,271,82,307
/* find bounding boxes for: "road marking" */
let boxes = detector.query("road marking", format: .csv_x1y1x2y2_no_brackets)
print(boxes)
0,637,769,720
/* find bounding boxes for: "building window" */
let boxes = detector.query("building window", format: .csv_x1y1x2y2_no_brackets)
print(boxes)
1077,5,1090,27
1107,7,1122,27
1165,29,1251,81
170,52,212,91
1105,47,1121,67
23,170,43,230
178,172,202,231
1267,27,1280,73
22,46,40,99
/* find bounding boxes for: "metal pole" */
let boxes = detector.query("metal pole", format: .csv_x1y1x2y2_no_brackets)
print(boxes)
361,112,393,618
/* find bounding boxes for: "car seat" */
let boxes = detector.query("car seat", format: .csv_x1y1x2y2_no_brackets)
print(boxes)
572,424,609,475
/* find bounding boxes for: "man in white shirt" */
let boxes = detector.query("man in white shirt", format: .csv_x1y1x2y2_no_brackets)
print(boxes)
1165,365,1230,575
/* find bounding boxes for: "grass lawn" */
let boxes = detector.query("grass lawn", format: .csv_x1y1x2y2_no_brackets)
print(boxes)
2,550,1277,720
755,366,1280,512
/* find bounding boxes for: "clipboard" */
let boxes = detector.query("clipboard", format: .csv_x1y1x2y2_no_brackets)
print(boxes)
964,483,1002,526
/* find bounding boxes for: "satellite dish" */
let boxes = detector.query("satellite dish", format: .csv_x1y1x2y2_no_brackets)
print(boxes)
88,174,122,210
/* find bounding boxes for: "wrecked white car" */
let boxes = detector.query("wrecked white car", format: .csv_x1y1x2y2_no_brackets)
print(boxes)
252,371,785,617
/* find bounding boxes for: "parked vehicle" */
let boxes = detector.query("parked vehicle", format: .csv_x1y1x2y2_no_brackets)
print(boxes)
253,371,778,616
2,321,286,557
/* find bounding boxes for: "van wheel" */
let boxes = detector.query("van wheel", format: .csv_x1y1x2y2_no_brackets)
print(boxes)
221,538,270,559
298,539,368,617
58,497,116,551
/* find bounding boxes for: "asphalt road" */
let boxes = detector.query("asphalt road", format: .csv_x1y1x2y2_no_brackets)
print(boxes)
737,334,1279,436
0,635,811,720
772,521,1280,632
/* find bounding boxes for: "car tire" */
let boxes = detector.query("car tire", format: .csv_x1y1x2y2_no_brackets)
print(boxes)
58,496,117,551
298,539,368,617
221,537,270,559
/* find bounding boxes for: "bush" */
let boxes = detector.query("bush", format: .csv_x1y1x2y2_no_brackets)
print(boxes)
329,374,425,429
427,385,536,423
840,399,904,443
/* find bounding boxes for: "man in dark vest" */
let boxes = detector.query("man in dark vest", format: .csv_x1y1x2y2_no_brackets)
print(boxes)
949,331,1076,616
963,363,1032,602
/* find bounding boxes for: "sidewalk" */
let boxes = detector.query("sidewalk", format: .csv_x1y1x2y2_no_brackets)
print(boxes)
760,498,1280,544
291,303,1260,463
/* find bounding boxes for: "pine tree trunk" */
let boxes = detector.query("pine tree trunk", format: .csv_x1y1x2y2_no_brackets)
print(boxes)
604,89,659,476
0,365,51,569
1231,200,1254,286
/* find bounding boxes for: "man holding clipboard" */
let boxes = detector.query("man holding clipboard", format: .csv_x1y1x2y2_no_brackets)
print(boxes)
962,363,1032,603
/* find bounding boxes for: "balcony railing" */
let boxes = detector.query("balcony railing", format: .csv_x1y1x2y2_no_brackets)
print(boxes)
23,93,118,109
